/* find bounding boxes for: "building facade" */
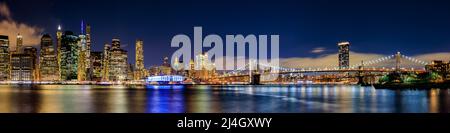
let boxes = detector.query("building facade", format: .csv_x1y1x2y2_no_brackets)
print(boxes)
425,60,450,80
39,34,59,81
101,43,111,81
135,39,145,80
0,35,9,80
338,41,350,69
56,25,63,80
193,53,215,81
108,38,128,81
90,51,103,82
60,31,79,81
77,35,87,81
16,34,23,52
11,46,38,81
85,24,92,76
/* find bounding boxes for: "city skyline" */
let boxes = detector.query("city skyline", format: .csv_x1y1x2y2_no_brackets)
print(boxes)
1,0,450,68
0,0,449,118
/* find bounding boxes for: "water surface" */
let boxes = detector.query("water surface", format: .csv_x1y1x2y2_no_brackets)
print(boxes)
0,85,448,113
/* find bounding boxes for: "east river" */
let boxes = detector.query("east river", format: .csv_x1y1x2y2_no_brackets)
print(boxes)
0,85,448,113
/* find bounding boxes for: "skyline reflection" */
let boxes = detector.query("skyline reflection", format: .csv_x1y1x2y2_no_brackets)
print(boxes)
0,85,448,113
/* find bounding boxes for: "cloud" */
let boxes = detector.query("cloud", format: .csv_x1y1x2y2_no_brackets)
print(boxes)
310,47,326,54
0,2,11,20
281,51,384,68
280,52,450,69
413,52,450,61
0,2,43,50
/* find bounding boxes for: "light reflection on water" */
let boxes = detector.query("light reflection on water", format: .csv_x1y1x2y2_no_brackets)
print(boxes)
0,85,448,113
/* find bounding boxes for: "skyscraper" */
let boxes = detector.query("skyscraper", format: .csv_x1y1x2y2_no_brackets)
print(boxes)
24,46,39,81
77,33,87,81
39,34,59,81
16,33,23,51
338,41,350,69
56,25,63,80
90,51,103,82
77,21,87,81
60,31,79,81
163,56,170,67
109,38,128,81
86,24,91,66
85,23,92,80
11,46,37,82
135,39,144,80
194,53,215,81
101,43,111,81
111,38,120,50
0,35,10,80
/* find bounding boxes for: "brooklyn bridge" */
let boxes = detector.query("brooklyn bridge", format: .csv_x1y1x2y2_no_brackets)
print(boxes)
215,52,429,85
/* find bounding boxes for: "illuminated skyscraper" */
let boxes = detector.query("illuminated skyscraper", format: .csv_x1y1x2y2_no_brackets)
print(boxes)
85,24,91,67
109,38,128,81
111,38,120,50
101,43,111,81
90,51,103,82
77,35,87,81
173,57,181,71
39,34,59,81
0,35,10,80
16,34,23,51
163,56,170,67
172,57,184,75
11,46,37,82
24,46,39,81
134,39,144,80
425,60,450,80
77,21,87,81
56,25,63,80
60,31,79,80
160,57,172,75
85,23,92,80
194,53,215,81
338,41,350,69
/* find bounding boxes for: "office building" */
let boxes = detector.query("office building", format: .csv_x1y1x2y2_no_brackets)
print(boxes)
11,46,38,81
39,34,59,81
0,35,9,80
90,51,103,82
56,25,63,80
425,60,450,80
108,38,128,81
60,31,79,80
135,39,145,80
338,41,350,69
101,43,111,81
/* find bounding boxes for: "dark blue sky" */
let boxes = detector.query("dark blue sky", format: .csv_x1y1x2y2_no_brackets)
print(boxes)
3,0,450,67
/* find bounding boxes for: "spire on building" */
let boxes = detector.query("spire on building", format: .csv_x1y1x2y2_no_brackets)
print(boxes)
81,20,85,34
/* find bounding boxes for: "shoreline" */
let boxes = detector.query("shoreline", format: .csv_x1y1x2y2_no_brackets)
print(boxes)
373,82,450,89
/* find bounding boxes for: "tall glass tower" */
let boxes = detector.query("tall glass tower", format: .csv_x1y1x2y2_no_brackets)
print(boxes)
135,39,144,80
60,31,79,80
338,41,350,69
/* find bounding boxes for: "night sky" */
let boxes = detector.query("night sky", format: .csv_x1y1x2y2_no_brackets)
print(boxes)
2,0,450,67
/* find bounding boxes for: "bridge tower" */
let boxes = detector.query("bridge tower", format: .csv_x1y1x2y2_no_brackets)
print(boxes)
249,60,261,85
357,60,367,85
